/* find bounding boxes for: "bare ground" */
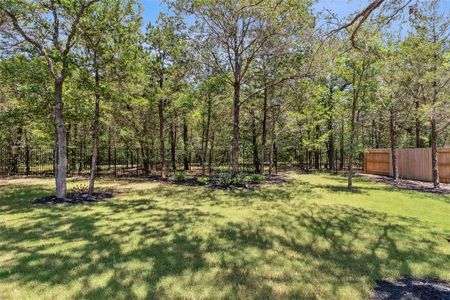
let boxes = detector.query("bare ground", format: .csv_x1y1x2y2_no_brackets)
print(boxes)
362,173,450,194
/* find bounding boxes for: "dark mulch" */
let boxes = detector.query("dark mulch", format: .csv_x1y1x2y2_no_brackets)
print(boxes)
372,277,450,300
363,174,450,194
33,192,113,205
167,173,289,190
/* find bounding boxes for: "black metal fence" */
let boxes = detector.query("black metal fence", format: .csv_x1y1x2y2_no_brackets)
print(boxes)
0,146,363,177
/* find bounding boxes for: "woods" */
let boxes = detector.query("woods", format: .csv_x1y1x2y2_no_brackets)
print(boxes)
0,0,449,195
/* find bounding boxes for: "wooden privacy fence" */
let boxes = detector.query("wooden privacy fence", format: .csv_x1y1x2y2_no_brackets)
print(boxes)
364,148,450,183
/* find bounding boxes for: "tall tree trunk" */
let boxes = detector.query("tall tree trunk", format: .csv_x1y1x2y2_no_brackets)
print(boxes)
208,131,215,175
389,109,398,181
158,96,166,178
340,119,344,170
251,112,260,173
260,86,268,174
327,88,335,172
347,90,358,190
170,120,177,171
201,97,212,175
415,100,421,148
54,78,67,198
268,113,276,176
231,81,240,175
183,117,189,171
88,59,100,195
431,118,439,188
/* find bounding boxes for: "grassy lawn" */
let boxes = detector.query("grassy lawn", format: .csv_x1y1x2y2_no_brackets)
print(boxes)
0,173,449,299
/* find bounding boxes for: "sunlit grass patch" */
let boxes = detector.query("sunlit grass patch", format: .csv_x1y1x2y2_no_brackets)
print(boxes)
0,173,449,299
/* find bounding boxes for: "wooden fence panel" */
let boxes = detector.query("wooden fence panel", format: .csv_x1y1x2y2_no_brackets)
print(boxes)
438,149,450,183
364,148,450,183
364,149,391,176
398,148,432,182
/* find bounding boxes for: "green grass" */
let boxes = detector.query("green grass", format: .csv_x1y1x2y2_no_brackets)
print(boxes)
0,173,449,299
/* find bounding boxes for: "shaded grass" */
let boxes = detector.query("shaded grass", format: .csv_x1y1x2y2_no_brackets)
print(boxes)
0,173,449,299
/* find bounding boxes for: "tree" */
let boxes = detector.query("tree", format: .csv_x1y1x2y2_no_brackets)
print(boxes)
80,0,141,194
1,0,100,198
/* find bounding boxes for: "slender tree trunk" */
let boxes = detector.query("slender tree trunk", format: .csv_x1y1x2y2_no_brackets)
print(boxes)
183,117,189,171
158,95,166,178
231,81,240,175
260,86,268,174
415,100,421,148
88,59,100,195
268,113,276,176
348,90,358,190
208,131,215,175
340,119,344,170
389,109,398,181
251,112,260,173
327,88,335,172
201,97,212,175
170,120,177,171
54,78,67,198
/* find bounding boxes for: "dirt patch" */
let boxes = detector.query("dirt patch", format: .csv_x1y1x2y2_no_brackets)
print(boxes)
33,192,113,205
363,174,450,194
372,277,450,299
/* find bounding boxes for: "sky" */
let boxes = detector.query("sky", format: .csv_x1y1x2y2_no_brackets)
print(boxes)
139,0,449,27
140,0,367,24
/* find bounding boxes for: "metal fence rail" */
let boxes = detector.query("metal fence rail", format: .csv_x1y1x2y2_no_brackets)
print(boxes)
0,146,363,177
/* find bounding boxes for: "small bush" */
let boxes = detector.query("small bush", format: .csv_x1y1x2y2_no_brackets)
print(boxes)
232,174,247,186
246,174,266,184
173,171,186,181
72,184,88,194
196,176,210,185
218,173,233,186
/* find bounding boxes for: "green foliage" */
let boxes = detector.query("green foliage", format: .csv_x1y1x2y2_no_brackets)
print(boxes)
246,174,266,184
173,171,186,181
218,173,233,186
196,176,210,185
71,184,89,194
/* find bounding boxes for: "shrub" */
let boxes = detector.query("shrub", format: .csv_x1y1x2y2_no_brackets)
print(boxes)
218,173,233,186
196,176,210,185
232,174,247,186
173,171,186,181
246,174,266,184
72,184,88,194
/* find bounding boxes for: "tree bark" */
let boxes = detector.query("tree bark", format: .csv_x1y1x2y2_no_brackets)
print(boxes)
389,109,398,181
170,120,177,171
340,119,344,170
208,131,215,175
431,118,439,188
260,86,268,174
183,117,189,171
415,100,421,148
327,88,335,172
348,88,358,190
88,58,100,195
54,78,67,198
231,81,240,175
251,112,260,173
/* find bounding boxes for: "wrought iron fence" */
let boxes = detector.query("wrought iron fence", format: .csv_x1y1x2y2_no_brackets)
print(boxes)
0,146,362,177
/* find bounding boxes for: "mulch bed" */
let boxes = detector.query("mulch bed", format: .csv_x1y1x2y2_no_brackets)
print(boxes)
167,173,289,190
372,277,450,300
33,192,113,205
363,174,450,194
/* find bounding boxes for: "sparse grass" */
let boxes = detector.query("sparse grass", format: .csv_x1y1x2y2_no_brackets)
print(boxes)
0,173,449,299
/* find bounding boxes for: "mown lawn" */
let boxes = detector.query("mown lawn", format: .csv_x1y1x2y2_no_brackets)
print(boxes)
0,173,449,299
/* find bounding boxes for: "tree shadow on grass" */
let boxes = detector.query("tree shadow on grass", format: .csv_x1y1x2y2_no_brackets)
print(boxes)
0,179,449,299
